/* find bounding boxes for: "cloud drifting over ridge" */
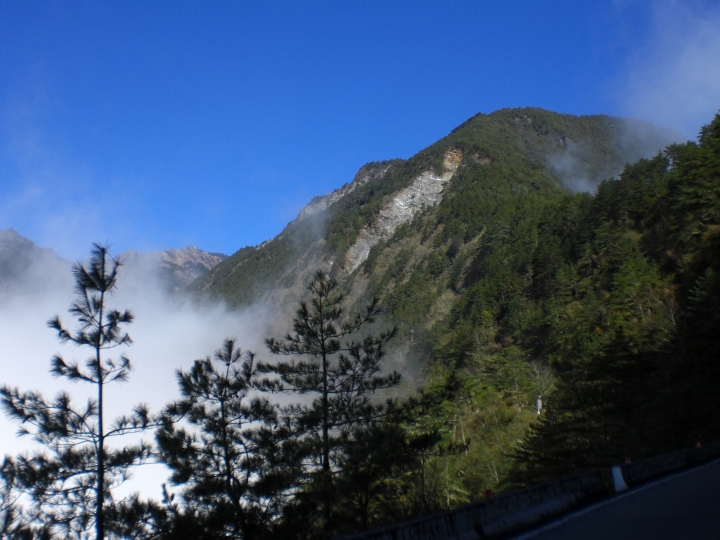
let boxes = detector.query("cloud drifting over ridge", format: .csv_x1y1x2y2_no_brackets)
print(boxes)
618,0,720,139
0,248,274,501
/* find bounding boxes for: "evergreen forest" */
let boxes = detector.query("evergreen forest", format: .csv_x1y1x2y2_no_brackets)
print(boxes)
1,109,719,539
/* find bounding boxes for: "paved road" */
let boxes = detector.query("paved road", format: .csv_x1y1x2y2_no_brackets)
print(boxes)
517,460,720,540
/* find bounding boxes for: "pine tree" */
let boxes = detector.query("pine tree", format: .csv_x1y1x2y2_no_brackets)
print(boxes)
332,423,427,533
155,337,292,539
260,271,398,535
0,456,50,539
0,244,152,539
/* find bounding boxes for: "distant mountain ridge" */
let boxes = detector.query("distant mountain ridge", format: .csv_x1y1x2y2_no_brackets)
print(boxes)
0,229,71,297
0,229,226,295
0,229,64,272
122,246,227,292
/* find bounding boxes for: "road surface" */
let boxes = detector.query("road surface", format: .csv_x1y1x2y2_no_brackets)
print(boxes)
515,459,720,539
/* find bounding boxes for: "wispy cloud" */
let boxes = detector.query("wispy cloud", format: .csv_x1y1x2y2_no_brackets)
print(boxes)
617,0,720,139
0,89,152,260
0,248,275,501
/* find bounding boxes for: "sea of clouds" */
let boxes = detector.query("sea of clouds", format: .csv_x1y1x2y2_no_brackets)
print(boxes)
0,248,275,502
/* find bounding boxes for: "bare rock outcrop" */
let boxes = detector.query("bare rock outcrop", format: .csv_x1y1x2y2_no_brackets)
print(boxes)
344,150,462,273
159,246,226,283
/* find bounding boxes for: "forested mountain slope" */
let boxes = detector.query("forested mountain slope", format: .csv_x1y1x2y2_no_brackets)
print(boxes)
182,107,700,520
513,111,720,484
191,108,673,319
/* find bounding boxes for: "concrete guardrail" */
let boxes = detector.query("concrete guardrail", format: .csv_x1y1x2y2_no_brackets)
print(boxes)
616,440,720,490
340,441,720,540
340,471,606,540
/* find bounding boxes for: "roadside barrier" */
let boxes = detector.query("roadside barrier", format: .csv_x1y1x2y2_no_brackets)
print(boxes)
614,441,720,491
340,472,606,540
340,441,720,540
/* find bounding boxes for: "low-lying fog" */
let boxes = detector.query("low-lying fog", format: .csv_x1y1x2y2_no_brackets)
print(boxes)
0,246,275,502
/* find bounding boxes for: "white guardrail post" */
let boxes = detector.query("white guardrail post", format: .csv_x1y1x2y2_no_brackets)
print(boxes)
611,466,628,492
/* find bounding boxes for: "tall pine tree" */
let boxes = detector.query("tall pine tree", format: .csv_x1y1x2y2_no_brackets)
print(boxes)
1,244,152,539
260,271,398,536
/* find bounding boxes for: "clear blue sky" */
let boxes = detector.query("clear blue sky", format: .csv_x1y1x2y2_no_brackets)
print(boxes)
1,0,719,259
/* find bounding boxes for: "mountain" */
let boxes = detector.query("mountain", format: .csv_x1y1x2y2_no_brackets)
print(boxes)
185,106,711,510
4,107,718,537
0,229,226,297
510,111,720,484
0,229,72,298
0,229,63,279
122,246,226,292
191,107,676,325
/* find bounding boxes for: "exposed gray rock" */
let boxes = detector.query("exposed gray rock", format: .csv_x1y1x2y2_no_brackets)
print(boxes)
122,246,226,291
344,150,462,273
158,246,226,285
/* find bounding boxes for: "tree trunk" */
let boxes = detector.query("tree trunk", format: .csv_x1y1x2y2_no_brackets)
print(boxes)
322,347,330,529
97,286,105,540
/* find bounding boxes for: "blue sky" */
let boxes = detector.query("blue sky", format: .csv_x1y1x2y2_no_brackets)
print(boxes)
1,0,719,259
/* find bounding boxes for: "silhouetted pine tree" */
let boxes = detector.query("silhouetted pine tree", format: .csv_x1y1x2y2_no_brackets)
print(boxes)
0,456,53,539
156,338,295,539
259,270,398,537
0,244,152,539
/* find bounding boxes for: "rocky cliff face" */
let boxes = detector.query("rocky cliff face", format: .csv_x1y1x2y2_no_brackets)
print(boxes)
344,150,462,273
293,162,395,226
158,246,226,285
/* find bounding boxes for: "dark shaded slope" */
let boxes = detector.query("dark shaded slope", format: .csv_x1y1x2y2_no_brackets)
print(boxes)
510,112,720,484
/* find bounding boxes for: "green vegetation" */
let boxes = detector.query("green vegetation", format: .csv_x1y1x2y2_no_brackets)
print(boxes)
2,109,718,539
360,113,720,502
193,108,664,308
513,112,720,482
260,271,400,536
184,107,716,530
155,339,284,540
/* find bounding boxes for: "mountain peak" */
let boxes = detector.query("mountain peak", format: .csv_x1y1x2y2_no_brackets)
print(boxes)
0,228,70,297
159,246,226,269
192,107,679,310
